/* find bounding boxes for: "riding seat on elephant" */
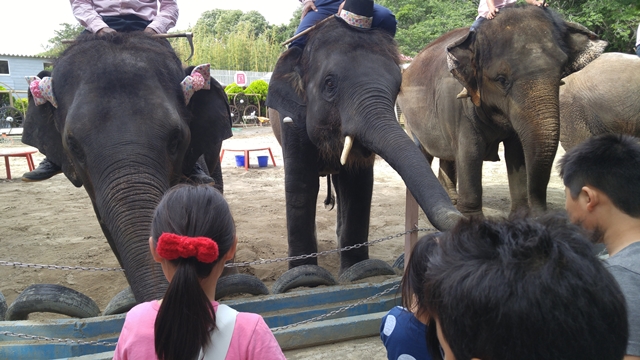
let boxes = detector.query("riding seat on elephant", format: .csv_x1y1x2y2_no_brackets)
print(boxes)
20,32,266,310
398,5,607,218
267,14,463,293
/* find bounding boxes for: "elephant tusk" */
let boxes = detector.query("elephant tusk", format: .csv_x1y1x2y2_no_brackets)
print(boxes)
341,136,353,165
559,79,566,86
283,117,293,123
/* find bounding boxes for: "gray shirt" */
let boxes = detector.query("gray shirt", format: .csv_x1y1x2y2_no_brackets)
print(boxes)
606,241,640,356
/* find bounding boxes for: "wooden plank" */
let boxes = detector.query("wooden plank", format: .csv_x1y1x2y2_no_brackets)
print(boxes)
404,188,419,268
274,311,388,351
0,315,125,341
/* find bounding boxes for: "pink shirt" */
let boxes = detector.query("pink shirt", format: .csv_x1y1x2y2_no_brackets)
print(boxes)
113,300,286,360
70,0,178,34
477,0,517,19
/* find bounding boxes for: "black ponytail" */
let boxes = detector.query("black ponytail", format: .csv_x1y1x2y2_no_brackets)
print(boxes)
150,185,236,360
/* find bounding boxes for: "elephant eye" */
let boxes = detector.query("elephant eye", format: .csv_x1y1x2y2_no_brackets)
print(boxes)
323,75,338,100
66,135,86,165
167,129,182,156
495,75,509,87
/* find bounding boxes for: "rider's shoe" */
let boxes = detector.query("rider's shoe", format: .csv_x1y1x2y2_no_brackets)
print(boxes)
22,158,62,182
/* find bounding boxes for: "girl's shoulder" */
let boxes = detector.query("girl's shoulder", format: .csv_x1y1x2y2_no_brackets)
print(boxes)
124,300,160,322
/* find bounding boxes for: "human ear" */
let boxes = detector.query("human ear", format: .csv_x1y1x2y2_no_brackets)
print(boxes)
149,237,163,263
582,186,600,212
222,236,238,262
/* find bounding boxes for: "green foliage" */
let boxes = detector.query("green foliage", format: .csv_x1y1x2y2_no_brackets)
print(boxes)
245,79,269,101
0,86,28,115
39,23,85,57
554,0,639,53
224,83,244,104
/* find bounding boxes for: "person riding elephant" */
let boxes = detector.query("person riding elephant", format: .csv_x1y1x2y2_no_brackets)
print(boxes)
267,0,463,293
20,0,216,183
23,32,234,303
398,5,607,218
559,52,640,151
290,0,396,49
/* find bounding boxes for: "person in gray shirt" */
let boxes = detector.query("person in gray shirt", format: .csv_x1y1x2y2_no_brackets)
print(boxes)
560,134,640,360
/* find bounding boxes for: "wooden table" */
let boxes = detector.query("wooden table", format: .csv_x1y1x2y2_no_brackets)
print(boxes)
0,147,38,179
220,147,276,171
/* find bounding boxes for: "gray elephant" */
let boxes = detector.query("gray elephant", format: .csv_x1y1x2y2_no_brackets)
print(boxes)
398,6,606,217
266,17,462,292
22,33,233,303
560,52,640,151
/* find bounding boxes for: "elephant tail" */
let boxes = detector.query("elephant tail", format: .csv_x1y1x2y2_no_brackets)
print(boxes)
324,175,335,210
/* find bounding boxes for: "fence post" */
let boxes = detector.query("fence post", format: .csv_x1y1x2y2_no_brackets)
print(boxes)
404,188,419,270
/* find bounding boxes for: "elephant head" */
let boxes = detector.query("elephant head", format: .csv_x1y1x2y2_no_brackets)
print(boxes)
266,17,461,283
23,33,232,302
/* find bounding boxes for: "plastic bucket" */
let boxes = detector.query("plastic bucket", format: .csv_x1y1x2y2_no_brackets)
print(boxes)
258,155,269,167
235,155,245,167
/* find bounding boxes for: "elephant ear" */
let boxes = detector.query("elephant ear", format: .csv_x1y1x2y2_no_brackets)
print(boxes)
563,21,607,75
265,46,306,128
446,30,481,106
182,70,233,173
23,70,82,187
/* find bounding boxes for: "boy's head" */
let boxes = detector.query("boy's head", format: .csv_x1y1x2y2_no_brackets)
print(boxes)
559,134,640,229
424,213,628,360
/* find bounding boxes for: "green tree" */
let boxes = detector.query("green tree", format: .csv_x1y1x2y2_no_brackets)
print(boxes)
39,23,84,57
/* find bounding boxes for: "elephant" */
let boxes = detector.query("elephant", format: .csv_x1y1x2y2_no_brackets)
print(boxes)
22,33,234,303
266,16,463,292
560,52,640,151
397,5,607,217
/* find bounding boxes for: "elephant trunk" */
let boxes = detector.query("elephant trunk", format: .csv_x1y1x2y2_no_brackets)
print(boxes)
513,80,560,211
94,157,170,302
345,89,463,230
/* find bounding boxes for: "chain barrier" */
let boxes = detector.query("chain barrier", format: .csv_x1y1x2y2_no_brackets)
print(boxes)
0,331,117,347
0,227,434,346
0,228,436,271
273,283,401,332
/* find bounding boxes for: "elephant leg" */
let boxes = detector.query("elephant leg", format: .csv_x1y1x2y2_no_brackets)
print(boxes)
438,159,458,205
332,164,373,274
455,141,484,217
281,121,321,268
204,142,224,193
503,137,529,213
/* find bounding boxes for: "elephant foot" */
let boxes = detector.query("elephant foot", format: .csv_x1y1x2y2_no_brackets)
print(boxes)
216,273,269,300
272,265,337,294
338,259,396,283
104,287,137,316
6,284,100,320
0,290,6,320
187,162,215,185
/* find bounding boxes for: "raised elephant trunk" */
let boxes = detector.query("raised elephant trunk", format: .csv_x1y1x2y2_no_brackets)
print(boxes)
93,157,170,302
347,90,463,231
512,80,560,211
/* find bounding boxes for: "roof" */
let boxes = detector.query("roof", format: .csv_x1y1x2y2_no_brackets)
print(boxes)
0,53,54,60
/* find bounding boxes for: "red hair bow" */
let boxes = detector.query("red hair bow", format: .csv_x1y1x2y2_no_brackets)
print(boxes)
156,233,219,263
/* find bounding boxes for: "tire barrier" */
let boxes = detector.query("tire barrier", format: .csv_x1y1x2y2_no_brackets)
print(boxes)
5,284,100,321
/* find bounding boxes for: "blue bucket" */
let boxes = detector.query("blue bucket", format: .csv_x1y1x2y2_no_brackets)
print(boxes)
235,155,245,167
258,155,269,167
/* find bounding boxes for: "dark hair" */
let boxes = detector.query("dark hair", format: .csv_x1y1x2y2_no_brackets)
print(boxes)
400,233,443,360
151,184,236,360
559,134,640,217
424,213,628,360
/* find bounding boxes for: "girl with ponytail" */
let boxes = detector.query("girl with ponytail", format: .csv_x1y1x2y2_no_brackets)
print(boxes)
114,184,285,360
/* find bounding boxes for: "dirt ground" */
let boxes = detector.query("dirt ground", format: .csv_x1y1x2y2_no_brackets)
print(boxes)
0,126,568,357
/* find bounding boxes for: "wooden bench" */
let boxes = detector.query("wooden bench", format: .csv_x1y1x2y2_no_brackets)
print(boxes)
0,147,38,179
220,147,276,171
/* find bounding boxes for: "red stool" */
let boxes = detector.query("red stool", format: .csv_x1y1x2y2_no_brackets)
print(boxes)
0,147,38,179
220,147,277,171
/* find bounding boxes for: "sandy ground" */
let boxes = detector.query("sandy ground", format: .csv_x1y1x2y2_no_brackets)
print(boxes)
0,126,567,357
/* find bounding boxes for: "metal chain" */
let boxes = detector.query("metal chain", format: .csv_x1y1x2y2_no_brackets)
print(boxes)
226,227,435,267
0,331,117,347
0,228,436,271
273,283,400,332
0,261,124,272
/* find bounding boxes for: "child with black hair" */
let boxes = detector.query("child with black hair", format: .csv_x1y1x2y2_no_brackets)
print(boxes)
560,134,640,360
380,233,440,360
424,213,628,360
114,184,285,360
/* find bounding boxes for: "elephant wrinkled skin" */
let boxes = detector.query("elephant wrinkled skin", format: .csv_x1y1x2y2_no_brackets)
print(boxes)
399,6,606,217
267,17,462,283
22,33,232,302
560,52,640,151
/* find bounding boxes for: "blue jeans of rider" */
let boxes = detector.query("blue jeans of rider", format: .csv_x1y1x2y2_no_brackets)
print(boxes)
290,0,397,48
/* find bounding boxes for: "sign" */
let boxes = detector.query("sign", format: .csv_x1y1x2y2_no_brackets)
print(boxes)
235,71,247,86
